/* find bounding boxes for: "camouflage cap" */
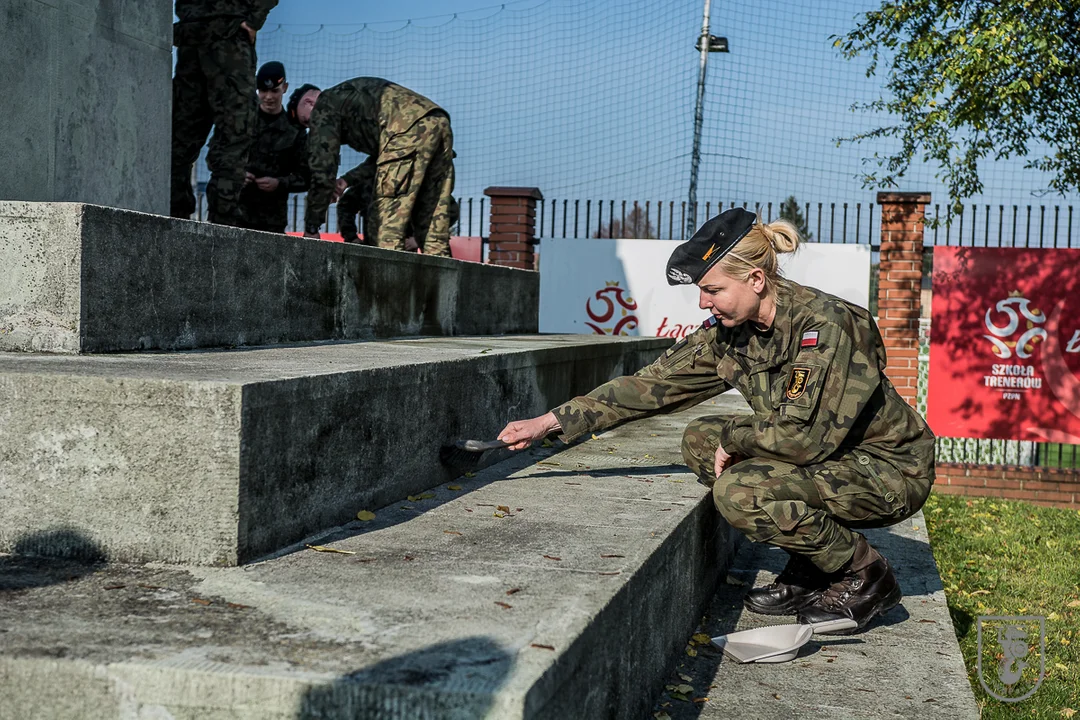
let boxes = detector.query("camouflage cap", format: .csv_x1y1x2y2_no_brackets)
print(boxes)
257,61,287,90
666,207,756,285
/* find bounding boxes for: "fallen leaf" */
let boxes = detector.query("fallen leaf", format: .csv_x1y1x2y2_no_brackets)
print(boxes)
969,589,990,596
464,472,476,478
598,571,621,576
918,619,937,623
403,555,416,561
924,698,937,703
1060,708,1077,718
692,697,709,703
103,584,125,591
600,554,625,558
677,672,692,682
590,434,599,440
530,643,555,650
674,683,693,694
725,576,747,586
565,482,582,486
506,588,522,595
494,601,512,609
447,484,463,491
654,713,672,720
444,530,462,536
1068,600,1080,608
1055,663,1069,672
407,492,436,502
191,598,212,606
493,510,507,518
356,510,376,521
226,602,252,610
543,555,562,561
685,646,698,657
691,633,710,645
541,438,555,448
306,544,357,555
497,505,510,513
479,348,493,354
1048,611,1060,621
660,508,673,512
773,693,781,700
671,692,690,702
516,508,524,512
465,508,473,513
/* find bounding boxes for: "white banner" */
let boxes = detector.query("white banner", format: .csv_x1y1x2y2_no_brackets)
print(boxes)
538,238,871,338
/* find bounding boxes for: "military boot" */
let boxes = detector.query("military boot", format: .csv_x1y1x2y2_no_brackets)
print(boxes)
743,551,829,616
797,534,902,634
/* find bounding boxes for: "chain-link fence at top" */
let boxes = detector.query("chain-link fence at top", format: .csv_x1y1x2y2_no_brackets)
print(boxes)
190,0,1077,233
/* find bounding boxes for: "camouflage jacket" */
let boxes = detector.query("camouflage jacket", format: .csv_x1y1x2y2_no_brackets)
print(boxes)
303,78,444,234
174,0,278,44
552,280,935,478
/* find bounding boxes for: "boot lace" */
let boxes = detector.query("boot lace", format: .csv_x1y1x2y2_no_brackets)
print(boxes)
820,573,864,609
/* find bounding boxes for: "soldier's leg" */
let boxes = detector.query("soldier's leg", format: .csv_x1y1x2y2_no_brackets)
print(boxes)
410,117,455,257
170,46,213,219
368,115,445,251
202,34,256,227
336,187,362,243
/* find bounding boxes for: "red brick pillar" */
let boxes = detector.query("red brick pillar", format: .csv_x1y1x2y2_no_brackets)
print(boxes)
484,186,543,269
877,192,930,409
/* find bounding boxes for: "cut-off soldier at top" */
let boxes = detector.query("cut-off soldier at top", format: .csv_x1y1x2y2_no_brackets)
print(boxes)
170,0,279,227
498,208,935,633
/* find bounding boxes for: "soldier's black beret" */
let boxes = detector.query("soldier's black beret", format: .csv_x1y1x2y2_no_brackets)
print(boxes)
287,83,321,122
257,61,287,90
665,207,756,285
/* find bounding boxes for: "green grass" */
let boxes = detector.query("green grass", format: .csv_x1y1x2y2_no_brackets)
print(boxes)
924,493,1080,717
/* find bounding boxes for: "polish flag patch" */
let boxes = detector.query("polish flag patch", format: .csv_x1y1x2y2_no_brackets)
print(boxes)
800,331,819,348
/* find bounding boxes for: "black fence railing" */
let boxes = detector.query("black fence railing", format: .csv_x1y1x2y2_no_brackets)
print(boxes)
925,203,1077,248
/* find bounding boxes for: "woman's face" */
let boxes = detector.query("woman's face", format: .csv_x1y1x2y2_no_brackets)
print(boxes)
696,265,766,327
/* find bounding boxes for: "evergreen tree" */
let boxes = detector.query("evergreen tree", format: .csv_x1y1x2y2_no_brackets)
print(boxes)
779,196,813,241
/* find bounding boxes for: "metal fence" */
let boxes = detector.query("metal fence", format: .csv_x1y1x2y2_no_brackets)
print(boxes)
924,203,1077,248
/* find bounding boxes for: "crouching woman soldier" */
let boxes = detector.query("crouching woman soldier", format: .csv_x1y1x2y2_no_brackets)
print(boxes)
497,208,935,633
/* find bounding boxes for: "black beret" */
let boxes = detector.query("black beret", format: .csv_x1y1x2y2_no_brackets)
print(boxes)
256,61,286,90
665,208,756,285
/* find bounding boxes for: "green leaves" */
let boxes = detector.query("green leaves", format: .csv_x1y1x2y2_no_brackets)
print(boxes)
836,0,1079,208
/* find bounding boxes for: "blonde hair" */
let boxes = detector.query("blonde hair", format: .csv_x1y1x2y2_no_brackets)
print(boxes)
716,219,801,297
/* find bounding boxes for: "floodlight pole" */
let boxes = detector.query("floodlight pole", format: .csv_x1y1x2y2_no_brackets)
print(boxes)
687,0,712,239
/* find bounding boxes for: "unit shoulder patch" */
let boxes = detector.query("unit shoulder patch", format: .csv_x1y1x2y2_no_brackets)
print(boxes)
784,365,814,401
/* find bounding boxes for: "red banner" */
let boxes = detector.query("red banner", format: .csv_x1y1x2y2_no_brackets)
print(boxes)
928,247,1080,442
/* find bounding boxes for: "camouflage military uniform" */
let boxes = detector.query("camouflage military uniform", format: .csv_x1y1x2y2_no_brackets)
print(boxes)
304,78,456,256
171,0,279,227
240,108,309,232
337,157,460,248
552,280,935,573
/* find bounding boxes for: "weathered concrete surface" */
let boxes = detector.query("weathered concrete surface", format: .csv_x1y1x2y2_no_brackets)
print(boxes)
0,335,669,566
0,2,171,215
0,202,540,353
653,512,980,719
0,399,746,720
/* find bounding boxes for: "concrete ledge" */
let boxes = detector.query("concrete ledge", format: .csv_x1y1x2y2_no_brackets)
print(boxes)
0,202,539,353
0,399,744,719
0,335,669,565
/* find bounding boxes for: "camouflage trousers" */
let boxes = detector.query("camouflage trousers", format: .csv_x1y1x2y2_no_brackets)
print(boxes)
339,183,460,250
682,415,932,573
368,113,456,257
170,34,256,227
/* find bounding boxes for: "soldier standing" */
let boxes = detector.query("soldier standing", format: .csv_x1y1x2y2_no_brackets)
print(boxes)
170,0,279,227
288,78,456,256
241,61,309,233
498,208,936,634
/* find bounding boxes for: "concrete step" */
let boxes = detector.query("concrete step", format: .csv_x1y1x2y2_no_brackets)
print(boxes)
0,398,747,720
0,335,667,566
653,513,980,719
0,202,537,353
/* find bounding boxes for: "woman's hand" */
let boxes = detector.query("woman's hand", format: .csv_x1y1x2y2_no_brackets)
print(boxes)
498,412,561,451
714,443,733,478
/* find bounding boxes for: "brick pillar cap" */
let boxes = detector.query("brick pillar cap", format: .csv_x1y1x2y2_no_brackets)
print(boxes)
877,191,931,204
484,186,544,201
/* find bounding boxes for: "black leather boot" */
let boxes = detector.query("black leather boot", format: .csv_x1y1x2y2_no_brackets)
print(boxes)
743,551,829,616
797,534,902,634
